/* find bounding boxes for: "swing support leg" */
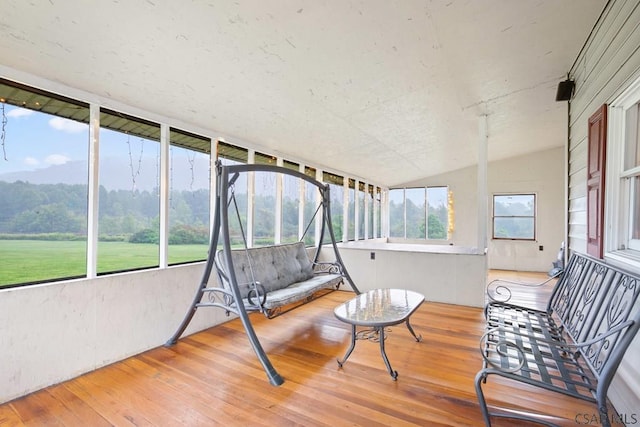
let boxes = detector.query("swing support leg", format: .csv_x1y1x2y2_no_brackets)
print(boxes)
236,303,284,386
165,192,223,347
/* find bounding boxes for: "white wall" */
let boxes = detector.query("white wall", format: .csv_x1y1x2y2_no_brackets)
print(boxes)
402,146,565,272
0,264,230,404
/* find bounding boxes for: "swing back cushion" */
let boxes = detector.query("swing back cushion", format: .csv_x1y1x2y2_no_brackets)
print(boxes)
215,241,343,309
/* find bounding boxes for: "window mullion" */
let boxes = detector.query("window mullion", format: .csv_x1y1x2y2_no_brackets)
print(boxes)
87,103,100,279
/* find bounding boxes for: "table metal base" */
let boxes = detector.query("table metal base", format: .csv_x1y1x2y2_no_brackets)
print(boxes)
337,319,422,380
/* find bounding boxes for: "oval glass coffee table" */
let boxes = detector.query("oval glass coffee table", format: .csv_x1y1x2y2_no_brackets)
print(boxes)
334,288,425,380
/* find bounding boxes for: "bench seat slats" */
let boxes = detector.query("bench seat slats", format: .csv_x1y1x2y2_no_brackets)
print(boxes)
246,273,343,310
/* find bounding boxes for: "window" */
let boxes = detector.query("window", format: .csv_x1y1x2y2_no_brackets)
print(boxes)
0,77,380,288
405,188,425,238
388,188,405,238
427,187,448,239
303,166,317,246
388,187,450,240
98,109,161,273
281,160,300,244
0,80,90,287
217,142,247,249
492,194,536,240
607,76,640,260
357,181,365,240
253,152,277,246
347,178,356,241
168,128,210,265
623,101,640,251
323,171,344,243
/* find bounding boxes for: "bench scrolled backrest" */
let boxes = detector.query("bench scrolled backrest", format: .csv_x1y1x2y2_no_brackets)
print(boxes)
214,241,315,299
548,253,640,376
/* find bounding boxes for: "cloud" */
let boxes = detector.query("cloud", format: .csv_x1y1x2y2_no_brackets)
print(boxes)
45,154,71,166
24,157,39,166
48,117,88,134
7,108,34,118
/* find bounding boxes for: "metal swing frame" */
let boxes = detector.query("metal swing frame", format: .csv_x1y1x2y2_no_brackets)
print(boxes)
165,161,360,386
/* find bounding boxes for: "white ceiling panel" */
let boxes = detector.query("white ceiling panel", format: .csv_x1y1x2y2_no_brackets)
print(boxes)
0,0,605,186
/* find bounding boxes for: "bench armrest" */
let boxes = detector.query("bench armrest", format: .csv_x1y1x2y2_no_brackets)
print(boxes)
485,270,562,303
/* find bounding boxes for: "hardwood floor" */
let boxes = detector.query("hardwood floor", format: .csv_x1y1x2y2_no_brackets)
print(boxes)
1,272,599,426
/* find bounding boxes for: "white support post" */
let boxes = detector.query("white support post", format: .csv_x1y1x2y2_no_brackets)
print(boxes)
298,163,305,241
373,187,378,239
210,140,218,236
477,115,489,253
364,184,370,240
381,189,389,238
343,179,349,242
159,124,170,268
247,150,255,247
275,157,283,244
315,168,323,245
86,104,100,279
354,180,361,241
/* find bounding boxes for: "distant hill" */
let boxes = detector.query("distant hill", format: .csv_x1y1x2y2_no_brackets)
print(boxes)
0,157,210,191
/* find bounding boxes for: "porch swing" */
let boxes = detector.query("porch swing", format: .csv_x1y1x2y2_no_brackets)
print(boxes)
165,161,360,385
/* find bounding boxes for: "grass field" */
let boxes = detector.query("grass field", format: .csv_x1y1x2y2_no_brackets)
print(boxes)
0,240,208,288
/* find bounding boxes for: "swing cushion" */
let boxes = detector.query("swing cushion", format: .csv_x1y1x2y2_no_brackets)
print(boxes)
215,242,342,309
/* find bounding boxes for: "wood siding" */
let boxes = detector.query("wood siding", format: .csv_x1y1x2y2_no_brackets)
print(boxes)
568,0,640,254
567,0,640,417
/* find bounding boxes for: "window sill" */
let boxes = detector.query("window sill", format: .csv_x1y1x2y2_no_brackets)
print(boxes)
605,250,640,273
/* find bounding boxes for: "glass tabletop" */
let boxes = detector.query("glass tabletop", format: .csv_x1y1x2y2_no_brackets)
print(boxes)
334,288,425,327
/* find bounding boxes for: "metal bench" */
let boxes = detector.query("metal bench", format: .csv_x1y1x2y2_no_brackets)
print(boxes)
475,252,640,427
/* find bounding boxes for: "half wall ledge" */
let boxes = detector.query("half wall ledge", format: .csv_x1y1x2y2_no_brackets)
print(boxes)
324,240,486,308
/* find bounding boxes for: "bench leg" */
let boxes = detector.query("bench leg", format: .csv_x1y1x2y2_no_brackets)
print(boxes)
598,401,611,427
475,370,492,426
476,369,565,427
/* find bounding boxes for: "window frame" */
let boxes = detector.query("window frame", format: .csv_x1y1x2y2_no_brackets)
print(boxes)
491,193,537,241
605,75,640,266
167,127,211,266
0,81,91,287
388,186,450,240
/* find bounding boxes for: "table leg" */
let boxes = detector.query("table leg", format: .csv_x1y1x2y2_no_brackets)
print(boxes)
337,324,357,368
405,318,422,342
378,326,398,380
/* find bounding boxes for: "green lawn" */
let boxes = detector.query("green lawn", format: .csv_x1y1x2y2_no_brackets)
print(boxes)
0,240,208,288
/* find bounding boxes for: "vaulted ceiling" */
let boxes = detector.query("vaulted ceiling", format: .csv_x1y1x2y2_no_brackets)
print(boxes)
0,0,605,186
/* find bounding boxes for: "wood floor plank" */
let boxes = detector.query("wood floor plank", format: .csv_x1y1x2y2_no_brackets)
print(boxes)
0,403,23,426
0,274,610,426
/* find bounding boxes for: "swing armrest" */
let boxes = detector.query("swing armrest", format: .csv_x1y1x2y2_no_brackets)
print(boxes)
311,261,343,275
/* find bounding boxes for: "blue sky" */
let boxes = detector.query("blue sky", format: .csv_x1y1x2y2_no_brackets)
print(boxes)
1,105,90,174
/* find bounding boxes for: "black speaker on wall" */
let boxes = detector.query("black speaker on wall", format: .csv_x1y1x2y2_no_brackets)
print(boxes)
555,79,575,101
